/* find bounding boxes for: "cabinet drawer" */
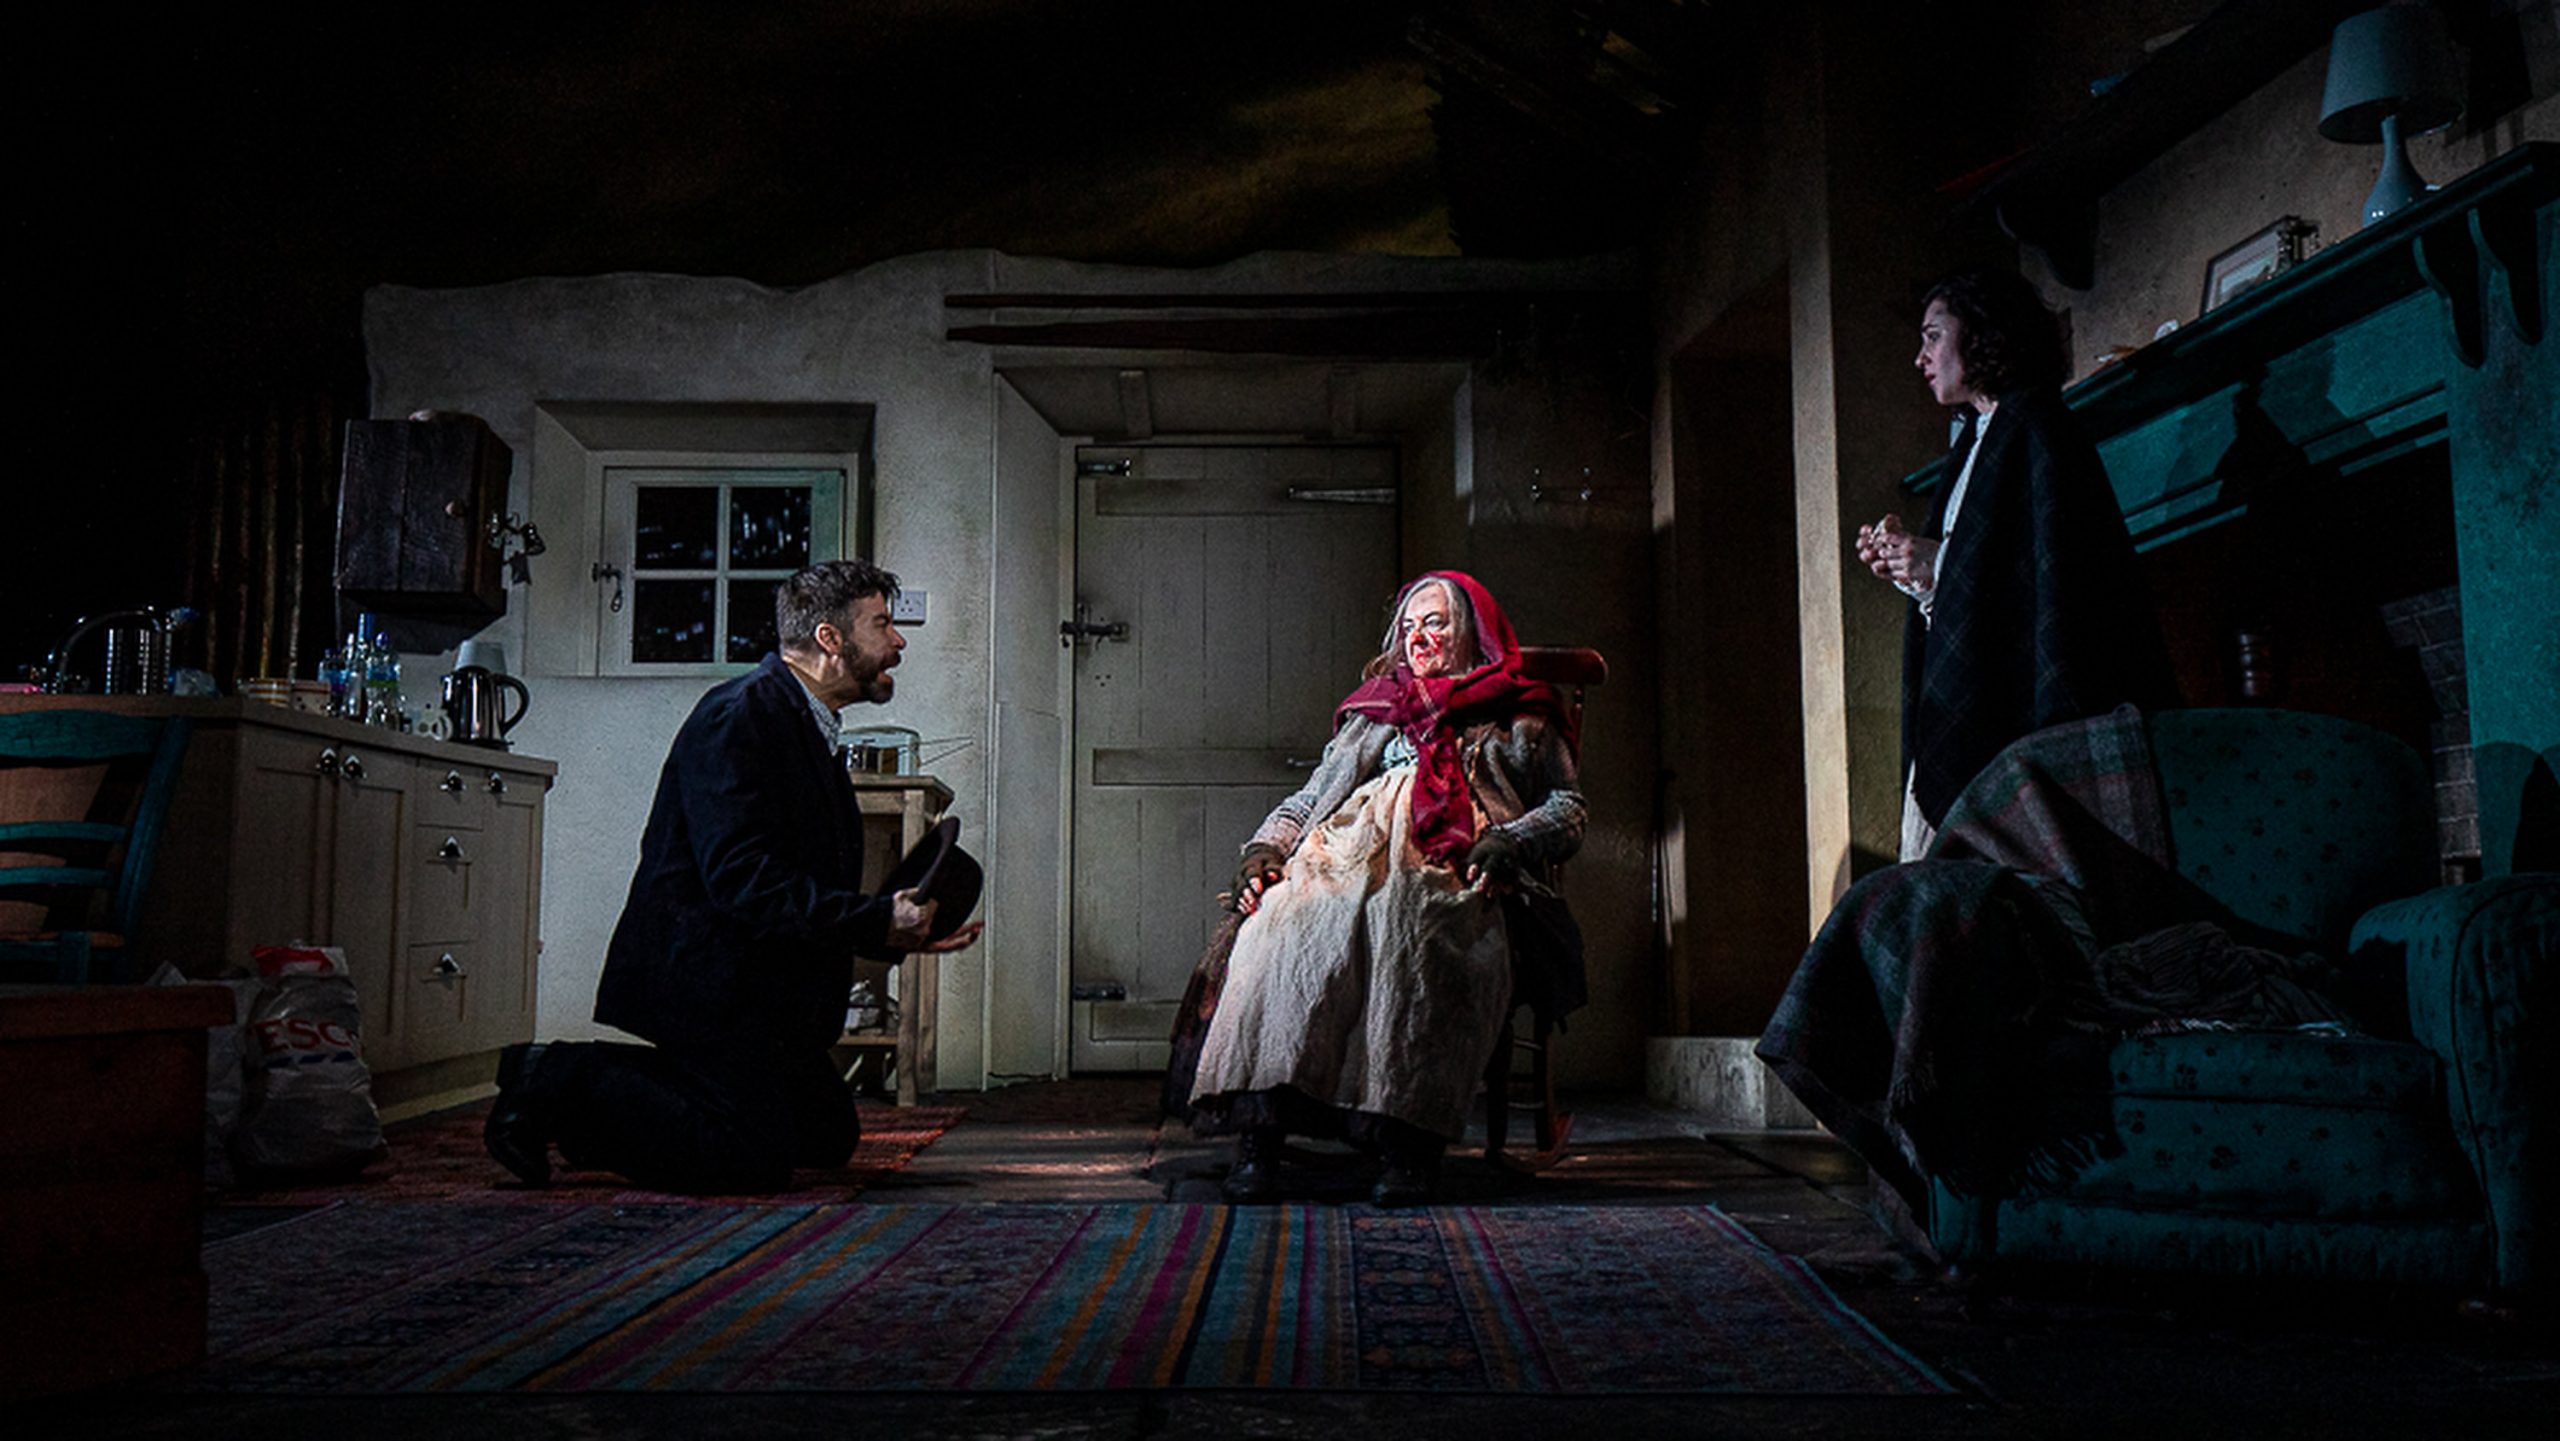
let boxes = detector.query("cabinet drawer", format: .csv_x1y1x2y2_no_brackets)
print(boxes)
410,825,481,943
411,764,496,830
402,940,475,1057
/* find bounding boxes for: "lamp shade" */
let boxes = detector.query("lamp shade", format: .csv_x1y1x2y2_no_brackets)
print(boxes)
2319,5,2463,144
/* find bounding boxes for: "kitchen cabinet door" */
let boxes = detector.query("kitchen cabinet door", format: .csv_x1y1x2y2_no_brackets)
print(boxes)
323,742,412,1068
463,766,544,1053
229,727,339,985
228,731,408,1065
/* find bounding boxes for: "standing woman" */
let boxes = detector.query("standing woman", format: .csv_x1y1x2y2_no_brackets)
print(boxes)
1858,266,2177,858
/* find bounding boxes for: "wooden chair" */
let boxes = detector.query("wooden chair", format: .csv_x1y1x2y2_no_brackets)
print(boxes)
0,711,192,984
1484,645,1606,1172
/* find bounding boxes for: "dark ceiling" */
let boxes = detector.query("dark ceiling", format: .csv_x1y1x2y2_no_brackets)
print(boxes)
79,2,1466,390
19,1,1701,667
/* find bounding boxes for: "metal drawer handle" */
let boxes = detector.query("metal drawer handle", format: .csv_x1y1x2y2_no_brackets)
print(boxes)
438,836,466,862
341,753,366,781
1284,756,1319,770
316,746,339,776
486,772,508,796
441,770,465,794
431,952,465,980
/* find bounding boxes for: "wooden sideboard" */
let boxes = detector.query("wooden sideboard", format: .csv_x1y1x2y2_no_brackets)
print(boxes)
0,696,553,1108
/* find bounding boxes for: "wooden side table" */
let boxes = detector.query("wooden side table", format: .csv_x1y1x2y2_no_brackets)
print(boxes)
846,773,953,1105
0,983,232,1396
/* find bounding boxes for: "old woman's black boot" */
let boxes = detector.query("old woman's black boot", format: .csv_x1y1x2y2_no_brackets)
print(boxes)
1223,1126,1281,1203
1371,1123,1442,1208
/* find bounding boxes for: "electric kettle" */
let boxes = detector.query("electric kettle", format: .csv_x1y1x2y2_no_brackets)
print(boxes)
442,665,529,747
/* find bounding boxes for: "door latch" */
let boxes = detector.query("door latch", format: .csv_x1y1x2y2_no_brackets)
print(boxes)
1059,601,1130,648
1058,618,1130,646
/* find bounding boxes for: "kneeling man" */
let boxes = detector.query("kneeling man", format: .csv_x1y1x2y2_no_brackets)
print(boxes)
486,558,982,1193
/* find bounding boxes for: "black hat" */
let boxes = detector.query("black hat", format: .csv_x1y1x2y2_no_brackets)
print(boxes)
882,816,984,943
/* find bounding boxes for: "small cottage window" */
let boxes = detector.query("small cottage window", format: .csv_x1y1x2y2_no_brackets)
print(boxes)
525,403,874,678
600,467,844,674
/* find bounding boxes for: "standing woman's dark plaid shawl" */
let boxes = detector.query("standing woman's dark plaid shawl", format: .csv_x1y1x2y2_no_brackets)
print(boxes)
1902,386,2177,827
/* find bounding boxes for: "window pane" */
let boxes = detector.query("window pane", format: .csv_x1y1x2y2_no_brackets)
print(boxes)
730,486,813,570
727,579,781,663
631,580,716,662
635,487,718,570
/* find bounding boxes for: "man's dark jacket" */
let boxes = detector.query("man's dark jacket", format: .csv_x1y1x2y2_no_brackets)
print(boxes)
1902,386,2179,826
595,654,893,1053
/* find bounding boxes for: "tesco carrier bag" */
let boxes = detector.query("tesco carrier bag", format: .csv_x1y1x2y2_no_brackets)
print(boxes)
233,943,387,1176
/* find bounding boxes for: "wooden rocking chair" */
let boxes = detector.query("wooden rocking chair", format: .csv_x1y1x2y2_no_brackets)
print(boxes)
1483,645,1606,1172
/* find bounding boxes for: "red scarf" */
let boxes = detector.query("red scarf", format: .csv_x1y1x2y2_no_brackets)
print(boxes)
1334,571,1569,866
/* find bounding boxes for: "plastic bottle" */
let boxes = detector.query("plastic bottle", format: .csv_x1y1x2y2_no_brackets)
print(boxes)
336,614,379,720
318,645,353,715
365,631,402,728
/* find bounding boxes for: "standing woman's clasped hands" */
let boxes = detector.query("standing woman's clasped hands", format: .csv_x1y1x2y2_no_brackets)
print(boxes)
1856,514,1939,596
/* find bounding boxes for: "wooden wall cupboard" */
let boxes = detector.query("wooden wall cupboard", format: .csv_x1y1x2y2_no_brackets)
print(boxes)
337,413,514,621
0,697,552,1098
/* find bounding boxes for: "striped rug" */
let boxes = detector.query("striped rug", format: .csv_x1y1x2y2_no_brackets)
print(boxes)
198,1202,1949,1395
216,1102,966,1206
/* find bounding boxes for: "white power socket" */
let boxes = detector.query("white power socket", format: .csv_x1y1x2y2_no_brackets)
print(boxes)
891,589,928,625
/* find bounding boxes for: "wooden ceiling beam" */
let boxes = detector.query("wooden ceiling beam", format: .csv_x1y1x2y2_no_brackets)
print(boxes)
1407,13,1683,179
942,290,1626,311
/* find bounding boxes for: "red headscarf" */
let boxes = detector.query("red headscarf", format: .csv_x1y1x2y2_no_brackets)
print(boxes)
1334,571,1570,866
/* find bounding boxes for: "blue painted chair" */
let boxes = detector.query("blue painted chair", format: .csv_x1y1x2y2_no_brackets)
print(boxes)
0,711,192,984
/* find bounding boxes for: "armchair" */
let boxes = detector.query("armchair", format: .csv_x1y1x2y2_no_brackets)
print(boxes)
1766,707,2552,1296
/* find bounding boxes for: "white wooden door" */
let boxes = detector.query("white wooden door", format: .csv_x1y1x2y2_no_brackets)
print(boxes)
1068,444,1398,1071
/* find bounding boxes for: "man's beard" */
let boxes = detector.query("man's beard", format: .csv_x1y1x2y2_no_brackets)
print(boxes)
851,662,896,705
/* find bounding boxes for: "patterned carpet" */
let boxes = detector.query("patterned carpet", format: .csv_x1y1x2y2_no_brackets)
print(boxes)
215,1101,968,1206
194,1201,1950,1395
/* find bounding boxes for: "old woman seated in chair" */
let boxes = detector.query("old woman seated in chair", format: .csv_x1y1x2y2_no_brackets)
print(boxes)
1168,571,1586,1206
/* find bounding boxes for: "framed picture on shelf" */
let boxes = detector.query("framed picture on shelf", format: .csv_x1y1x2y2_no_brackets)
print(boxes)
2200,216,2319,315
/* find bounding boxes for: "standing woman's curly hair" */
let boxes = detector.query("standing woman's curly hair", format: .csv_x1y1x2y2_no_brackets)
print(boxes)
1922,266,2068,399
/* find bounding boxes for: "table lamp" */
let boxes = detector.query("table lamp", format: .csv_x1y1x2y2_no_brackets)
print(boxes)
2319,4,2465,225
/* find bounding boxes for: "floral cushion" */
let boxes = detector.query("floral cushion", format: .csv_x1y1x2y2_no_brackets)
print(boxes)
2105,1030,2436,1108
2045,1094,2475,1219
2150,709,2434,950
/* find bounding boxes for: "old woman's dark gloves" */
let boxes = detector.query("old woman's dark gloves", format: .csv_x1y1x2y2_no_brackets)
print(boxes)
1230,842,1289,912
1464,828,1521,887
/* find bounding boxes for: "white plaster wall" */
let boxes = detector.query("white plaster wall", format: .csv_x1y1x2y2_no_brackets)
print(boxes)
985,375,1068,1079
